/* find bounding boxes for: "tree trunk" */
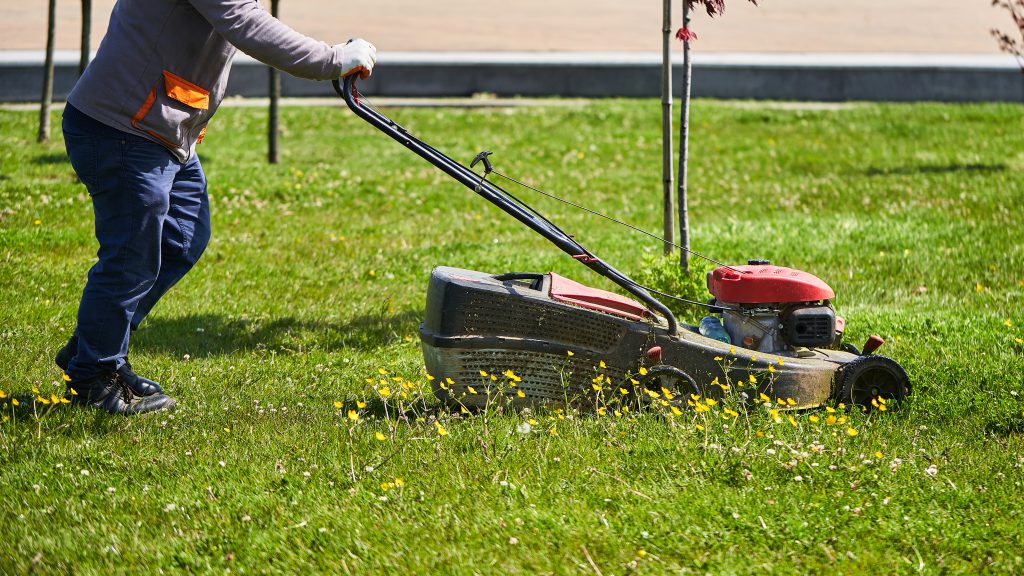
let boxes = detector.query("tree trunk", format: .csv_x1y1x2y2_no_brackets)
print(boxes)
79,0,92,77
661,0,675,255
268,0,281,164
38,0,57,143
676,0,692,271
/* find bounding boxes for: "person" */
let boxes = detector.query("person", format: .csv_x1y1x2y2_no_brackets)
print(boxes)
59,0,376,414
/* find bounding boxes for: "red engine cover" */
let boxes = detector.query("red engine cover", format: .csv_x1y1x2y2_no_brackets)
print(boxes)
708,265,835,304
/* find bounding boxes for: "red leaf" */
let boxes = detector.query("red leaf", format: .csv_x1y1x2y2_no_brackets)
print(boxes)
676,28,698,42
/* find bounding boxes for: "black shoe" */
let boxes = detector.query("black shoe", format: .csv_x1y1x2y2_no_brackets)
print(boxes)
55,336,164,396
67,372,176,415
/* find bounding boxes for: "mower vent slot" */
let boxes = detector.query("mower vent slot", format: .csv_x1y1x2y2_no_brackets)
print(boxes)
443,349,629,402
460,297,626,352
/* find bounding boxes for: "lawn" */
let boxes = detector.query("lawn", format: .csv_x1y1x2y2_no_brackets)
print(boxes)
1,97,1023,574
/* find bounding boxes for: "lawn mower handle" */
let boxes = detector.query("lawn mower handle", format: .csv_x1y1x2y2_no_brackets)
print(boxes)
333,76,679,335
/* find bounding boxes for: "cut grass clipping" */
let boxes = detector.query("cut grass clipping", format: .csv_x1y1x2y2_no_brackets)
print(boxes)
1,100,1023,574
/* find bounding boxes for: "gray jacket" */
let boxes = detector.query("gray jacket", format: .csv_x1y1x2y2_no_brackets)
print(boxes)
68,0,346,162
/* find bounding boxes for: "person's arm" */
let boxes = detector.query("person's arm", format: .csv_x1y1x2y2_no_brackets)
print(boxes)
188,0,375,80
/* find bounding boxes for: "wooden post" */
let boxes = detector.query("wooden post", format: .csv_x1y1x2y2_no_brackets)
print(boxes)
661,0,675,256
268,0,281,164
38,0,57,143
676,0,692,271
79,0,92,77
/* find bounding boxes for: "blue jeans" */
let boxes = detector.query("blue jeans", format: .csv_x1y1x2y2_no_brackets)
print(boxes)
62,105,211,380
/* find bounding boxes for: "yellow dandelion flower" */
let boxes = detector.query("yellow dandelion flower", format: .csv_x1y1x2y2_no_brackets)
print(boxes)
1003,319,1012,327
695,424,705,431
550,426,558,436
788,415,798,427
490,374,497,381
479,370,488,377
756,430,765,437
356,400,367,409
846,427,858,437
825,406,836,413
786,398,796,406
224,427,231,433
516,390,526,398
694,403,709,413
467,386,477,394
749,375,757,384
825,415,837,425
11,398,19,406
375,431,387,441
0,390,6,399
426,373,435,381
646,389,660,399
333,401,343,409
597,407,607,416
777,357,785,365
380,482,392,492
378,368,387,375
446,377,455,385
32,386,40,395
776,398,786,406
619,387,629,395
838,415,848,425
759,392,771,403
706,398,717,406
671,406,683,416
729,346,736,355
62,373,71,382
592,383,603,391
347,410,359,421
975,282,984,293
38,396,50,405
768,365,776,373
435,421,448,436
714,356,723,361
599,360,607,369
878,403,888,412
874,451,884,459
379,387,392,398
50,394,60,404
808,415,820,423
838,403,846,410
661,387,674,400
751,355,758,362
614,410,622,417
639,366,648,376
529,419,538,425
567,350,575,357
394,478,405,488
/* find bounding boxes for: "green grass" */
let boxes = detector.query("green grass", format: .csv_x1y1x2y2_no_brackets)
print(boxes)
1,98,1023,574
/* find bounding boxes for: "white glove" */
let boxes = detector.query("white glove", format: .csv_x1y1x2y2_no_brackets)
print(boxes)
339,38,377,79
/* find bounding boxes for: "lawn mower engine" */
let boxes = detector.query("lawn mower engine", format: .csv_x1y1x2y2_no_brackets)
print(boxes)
706,261,843,354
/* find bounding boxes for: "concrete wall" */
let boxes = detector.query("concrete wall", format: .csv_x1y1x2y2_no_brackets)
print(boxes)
3,51,1022,103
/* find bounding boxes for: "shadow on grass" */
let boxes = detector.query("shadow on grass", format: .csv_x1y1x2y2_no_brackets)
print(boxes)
132,310,422,357
865,163,1007,176
31,152,70,166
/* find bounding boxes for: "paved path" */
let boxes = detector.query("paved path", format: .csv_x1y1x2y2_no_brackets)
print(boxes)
0,0,1012,54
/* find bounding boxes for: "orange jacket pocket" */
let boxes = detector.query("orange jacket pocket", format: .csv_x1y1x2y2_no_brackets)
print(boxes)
163,70,210,110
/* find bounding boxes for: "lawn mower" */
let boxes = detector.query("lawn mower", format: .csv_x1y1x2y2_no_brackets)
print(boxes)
333,76,911,412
